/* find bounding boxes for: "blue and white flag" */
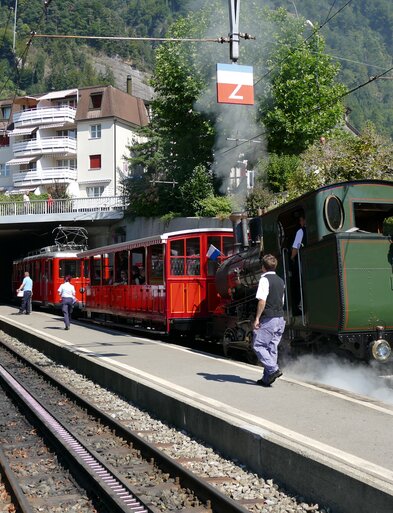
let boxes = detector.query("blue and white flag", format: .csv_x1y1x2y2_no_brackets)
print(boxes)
206,244,222,261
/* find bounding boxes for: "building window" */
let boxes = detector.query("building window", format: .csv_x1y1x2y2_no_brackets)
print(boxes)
90,124,101,139
1,105,11,120
89,155,101,169
86,186,105,197
20,162,37,172
56,159,76,169
89,93,103,109
56,129,76,139
0,164,9,177
56,98,77,108
0,135,9,147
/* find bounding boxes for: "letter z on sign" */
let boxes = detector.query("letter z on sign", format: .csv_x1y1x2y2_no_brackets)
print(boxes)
216,63,254,105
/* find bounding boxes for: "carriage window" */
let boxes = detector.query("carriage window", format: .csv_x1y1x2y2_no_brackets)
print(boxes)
131,249,145,284
90,256,102,285
186,238,200,276
354,203,393,234
324,195,344,231
170,240,185,275
103,254,113,284
83,259,89,279
207,236,233,276
115,250,128,284
149,244,163,284
59,259,79,278
48,260,52,281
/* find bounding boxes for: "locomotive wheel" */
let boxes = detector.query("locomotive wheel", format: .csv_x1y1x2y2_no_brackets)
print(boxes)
222,328,236,357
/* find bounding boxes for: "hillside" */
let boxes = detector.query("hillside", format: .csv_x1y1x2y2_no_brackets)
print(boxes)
0,0,392,137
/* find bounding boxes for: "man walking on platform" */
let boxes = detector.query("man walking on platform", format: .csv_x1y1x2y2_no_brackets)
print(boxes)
17,271,33,315
253,254,285,387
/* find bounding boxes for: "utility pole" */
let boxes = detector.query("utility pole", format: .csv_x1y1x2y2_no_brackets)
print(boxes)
228,0,240,63
12,0,17,52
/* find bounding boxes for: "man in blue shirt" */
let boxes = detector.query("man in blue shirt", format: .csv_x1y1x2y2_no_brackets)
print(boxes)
17,271,33,315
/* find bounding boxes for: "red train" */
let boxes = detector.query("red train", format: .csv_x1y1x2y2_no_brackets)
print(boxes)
12,227,90,310
78,228,234,336
12,246,88,310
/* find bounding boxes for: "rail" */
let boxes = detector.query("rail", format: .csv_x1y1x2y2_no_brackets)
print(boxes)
0,196,127,216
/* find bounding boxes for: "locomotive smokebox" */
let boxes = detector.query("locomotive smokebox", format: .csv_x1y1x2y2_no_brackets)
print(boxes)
229,212,249,253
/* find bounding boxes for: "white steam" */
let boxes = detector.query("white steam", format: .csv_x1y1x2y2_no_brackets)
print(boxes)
284,354,393,405
186,0,272,206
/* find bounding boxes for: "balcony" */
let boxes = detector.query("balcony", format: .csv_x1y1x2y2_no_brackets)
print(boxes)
13,166,78,187
13,106,76,127
13,136,77,157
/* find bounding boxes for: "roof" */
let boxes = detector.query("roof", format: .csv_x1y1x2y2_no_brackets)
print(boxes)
78,228,233,257
75,86,149,127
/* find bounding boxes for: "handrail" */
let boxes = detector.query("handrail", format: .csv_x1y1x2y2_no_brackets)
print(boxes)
0,196,126,217
282,248,291,324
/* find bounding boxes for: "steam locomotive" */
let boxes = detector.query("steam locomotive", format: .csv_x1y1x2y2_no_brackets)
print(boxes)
216,180,393,363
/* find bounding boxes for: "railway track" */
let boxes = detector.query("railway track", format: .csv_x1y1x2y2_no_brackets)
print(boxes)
0,338,284,513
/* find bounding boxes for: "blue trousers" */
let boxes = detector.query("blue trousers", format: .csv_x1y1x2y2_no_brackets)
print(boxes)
253,316,285,380
61,297,74,328
20,291,32,314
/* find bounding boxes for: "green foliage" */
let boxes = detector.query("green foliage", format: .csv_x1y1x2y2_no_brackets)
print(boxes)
265,153,301,192
245,185,275,217
258,9,347,155
124,11,217,217
286,123,393,199
197,195,233,218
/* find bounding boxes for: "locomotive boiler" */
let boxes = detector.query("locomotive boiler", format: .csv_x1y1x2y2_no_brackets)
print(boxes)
216,180,393,364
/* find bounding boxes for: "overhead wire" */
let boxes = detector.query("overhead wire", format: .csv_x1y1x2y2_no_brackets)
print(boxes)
253,0,354,87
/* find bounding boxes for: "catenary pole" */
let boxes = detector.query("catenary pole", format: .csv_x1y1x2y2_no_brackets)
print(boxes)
228,0,240,63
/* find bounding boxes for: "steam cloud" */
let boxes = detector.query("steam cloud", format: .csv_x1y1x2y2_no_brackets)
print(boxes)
283,354,393,405
187,0,272,206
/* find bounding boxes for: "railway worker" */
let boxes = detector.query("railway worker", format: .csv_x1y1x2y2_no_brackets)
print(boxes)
291,214,307,261
17,271,33,315
253,254,285,387
58,275,76,330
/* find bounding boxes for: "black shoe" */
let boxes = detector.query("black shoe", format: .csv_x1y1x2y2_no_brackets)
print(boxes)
65,327,70,330
25,313,30,315
268,369,283,385
256,379,271,388
17,312,23,315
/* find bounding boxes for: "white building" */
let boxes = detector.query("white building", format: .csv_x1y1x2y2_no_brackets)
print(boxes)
0,86,148,198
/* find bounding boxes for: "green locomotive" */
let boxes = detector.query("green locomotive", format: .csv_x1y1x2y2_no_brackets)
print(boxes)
216,180,393,363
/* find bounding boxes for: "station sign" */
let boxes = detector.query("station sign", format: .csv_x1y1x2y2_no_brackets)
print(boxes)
216,63,254,105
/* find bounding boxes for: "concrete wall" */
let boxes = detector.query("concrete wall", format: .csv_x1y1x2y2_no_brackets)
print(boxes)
88,216,232,249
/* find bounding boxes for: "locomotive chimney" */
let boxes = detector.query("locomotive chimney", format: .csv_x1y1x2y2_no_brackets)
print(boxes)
230,212,249,253
126,75,132,95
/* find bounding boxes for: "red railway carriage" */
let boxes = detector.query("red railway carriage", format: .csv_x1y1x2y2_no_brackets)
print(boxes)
78,229,233,335
12,246,88,309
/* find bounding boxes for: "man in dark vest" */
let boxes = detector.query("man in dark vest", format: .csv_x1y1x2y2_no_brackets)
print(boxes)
253,254,285,387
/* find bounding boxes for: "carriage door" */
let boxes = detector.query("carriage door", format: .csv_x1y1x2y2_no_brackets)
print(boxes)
169,237,202,317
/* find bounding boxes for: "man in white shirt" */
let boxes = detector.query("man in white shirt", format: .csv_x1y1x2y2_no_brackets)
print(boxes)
253,254,285,387
58,275,76,330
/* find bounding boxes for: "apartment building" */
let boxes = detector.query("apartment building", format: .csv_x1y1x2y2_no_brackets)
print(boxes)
0,86,148,198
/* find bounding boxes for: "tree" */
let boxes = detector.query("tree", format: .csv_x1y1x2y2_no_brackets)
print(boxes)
258,9,347,155
286,124,393,199
124,10,219,217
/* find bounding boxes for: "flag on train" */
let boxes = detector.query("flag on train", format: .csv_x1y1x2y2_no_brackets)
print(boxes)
206,244,222,261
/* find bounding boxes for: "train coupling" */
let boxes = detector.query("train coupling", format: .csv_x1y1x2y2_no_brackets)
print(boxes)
370,326,391,362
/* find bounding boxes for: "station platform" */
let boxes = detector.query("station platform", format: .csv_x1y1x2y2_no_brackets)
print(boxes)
0,305,392,513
